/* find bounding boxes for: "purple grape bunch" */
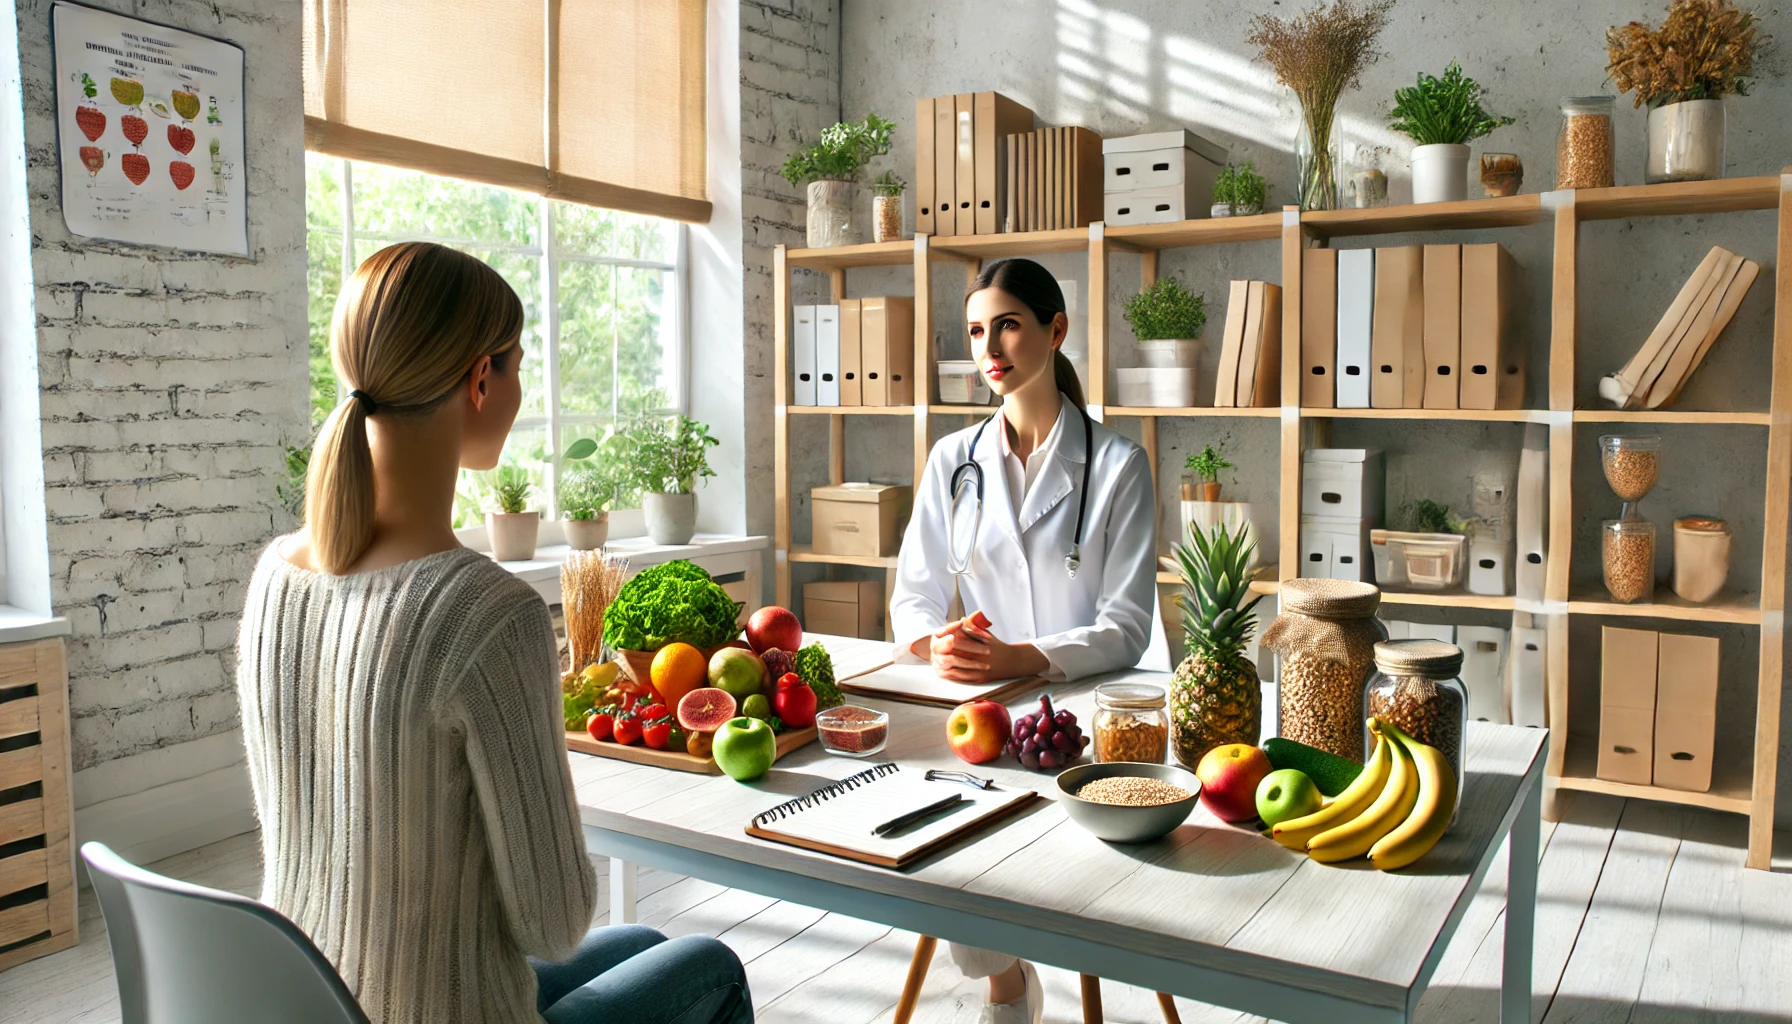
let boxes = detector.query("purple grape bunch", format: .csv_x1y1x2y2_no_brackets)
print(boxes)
1004,694,1090,771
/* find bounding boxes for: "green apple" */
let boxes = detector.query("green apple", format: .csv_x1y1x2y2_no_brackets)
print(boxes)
711,716,777,781
1255,768,1323,827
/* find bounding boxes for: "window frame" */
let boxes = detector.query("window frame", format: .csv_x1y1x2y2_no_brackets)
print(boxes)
318,158,689,540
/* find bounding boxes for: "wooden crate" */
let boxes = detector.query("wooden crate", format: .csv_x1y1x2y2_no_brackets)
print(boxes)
0,638,75,973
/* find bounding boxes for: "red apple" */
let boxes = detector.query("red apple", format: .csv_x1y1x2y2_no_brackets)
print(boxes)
946,699,1011,765
746,605,803,654
1195,743,1274,823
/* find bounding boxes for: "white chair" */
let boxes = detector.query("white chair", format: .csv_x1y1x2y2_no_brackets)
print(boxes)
80,842,369,1024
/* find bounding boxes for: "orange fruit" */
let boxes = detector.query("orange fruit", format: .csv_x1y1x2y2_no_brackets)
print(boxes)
650,643,708,708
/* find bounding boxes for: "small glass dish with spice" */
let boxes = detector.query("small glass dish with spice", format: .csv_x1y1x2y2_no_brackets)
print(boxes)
1363,639,1468,822
815,705,889,758
1093,681,1169,764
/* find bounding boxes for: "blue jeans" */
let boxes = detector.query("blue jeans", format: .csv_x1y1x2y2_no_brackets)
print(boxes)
531,925,752,1024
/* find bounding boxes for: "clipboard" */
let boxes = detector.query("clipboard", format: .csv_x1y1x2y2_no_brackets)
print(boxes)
838,662,1043,708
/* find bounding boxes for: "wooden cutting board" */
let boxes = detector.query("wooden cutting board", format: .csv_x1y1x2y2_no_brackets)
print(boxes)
565,726,817,775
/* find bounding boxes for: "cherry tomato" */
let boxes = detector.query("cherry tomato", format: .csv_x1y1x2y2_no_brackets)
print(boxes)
643,719,672,750
613,715,643,746
585,711,614,742
638,703,668,723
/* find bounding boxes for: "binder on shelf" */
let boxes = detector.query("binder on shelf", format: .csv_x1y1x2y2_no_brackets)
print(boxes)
816,304,841,407
933,96,957,237
862,297,915,406
1371,245,1423,409
1336,248,1374,408
1508,624,1546,729
1630,249,1739,406
1233,281,1267,407
915,97,936,237
1236,282,1282,408
1598,625,1659,786
954,94,976,236
975,93,1033,235
1459,242,1521,410
793,304,818,406
1024,131,1038,232
840,299,863,406
1653,632,1719,792
1070,127,1104,228
1514,434,1547,601
1214,280,1249,407
1646,254,1758,408
1458,626,1509,724
1602,246,1721,405
1301,248,1337,408
1003,134,1018,233
1422,243,1462,409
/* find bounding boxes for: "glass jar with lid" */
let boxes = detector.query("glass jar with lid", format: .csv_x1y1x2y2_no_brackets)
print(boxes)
1363,639,1468,820
1603,518,1656,604
1262,578,1387,762
1093,681,1169,764
1558,97,1616,189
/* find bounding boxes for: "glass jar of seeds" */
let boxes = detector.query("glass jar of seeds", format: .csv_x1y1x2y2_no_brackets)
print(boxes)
1558,97,1615,189
1603,518,1657,604
1364,639,1467,821
1093,682,1169,764
1262,578,1387,762
1599,434,1661,506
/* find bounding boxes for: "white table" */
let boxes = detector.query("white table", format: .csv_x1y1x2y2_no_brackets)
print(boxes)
572,662,1545,1024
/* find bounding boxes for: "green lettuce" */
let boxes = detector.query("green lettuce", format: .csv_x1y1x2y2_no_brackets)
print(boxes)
793,642,843,710
601,560,743,651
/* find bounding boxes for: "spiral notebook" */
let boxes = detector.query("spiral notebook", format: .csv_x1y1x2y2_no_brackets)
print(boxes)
745,763,1039,868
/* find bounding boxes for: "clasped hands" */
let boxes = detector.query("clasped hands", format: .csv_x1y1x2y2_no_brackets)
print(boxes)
909,610,1048,683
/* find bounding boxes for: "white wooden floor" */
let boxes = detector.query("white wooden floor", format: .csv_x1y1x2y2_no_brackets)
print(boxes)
4,791,1789,1024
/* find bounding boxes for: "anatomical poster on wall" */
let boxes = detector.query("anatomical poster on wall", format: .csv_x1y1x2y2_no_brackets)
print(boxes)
51,2,247,256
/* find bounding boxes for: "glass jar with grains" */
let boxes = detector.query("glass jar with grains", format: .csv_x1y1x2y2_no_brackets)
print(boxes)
1364,639,1468,822
1558,97,1615,189
1262,578,1387,762
1093,681,1169,764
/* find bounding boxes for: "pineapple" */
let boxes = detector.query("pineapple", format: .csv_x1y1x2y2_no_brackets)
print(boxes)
1170,520,1265,769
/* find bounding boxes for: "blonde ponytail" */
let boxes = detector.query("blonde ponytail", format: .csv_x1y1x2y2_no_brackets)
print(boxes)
305,242,524,574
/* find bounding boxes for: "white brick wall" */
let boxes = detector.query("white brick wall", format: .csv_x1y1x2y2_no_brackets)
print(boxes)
13,0,307,778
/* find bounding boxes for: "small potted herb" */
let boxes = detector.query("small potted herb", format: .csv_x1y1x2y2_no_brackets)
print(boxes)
1186,445,1233,502
1607,0,1767,183
1210,162,1268,217
559,437,626,550
871,170,906,243
486,465,539,562
1123,277,1206,376
1387,61,1516,203
616,415,719,546
780,113,895,248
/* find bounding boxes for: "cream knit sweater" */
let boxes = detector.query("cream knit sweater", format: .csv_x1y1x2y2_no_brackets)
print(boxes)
237,542,598,1024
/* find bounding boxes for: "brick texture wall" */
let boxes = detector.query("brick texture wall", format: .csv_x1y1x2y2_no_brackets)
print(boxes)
13,0,306,785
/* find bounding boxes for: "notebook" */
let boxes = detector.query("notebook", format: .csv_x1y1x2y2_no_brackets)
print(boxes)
838,662,1042,708
746,763,1039,868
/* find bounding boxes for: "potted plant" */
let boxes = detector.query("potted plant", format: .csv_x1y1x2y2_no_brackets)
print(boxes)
560,435,626,550
486,465,539,562
871,170,905,243
1123,277,1205,371
618,415,719,546
1250,0,1394,211
780,113,895,248
1387,61,1516,204
1211,162,1268,218
1186,445,1233,502
1607,0,1766,184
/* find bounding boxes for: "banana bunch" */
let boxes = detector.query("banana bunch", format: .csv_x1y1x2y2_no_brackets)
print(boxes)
1270,716,1457,871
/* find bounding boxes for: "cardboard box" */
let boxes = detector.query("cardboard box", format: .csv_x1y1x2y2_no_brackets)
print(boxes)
1422,243,1462,409
839,298,862,406
954,94,976,236
1299,515,1373,582
811,483,912,557
1101,129,1227,195
1598,625,1659,785
1300,448,1386,520
860,297,915,406
1460,243,1522,409
1654,632,1719,792
1371,245,1424,409
1598,705,1657,786
803,581,885,640
934,96,957,237
1301,248,1338,408
974,93,1033,235
915,97,936,237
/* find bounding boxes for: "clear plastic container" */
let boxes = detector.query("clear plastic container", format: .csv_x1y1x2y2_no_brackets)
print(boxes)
1599,434,1661,508
1364,639,1467,821
1558,97,1615,189
1093,681,1169,764
1603,518,1657,604
815,705,889,758
1672,516,1731,604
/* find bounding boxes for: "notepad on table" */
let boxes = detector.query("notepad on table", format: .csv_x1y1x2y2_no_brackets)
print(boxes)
746,763,1038,868
838,662,1041,708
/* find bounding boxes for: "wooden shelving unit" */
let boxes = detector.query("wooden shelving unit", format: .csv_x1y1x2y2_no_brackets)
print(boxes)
771,171,1790,867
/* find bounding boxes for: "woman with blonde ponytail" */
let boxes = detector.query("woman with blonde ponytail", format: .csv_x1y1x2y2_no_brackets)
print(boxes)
238,242,751,1024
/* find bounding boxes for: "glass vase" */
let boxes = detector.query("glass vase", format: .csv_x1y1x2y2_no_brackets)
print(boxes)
1295,111,1341,212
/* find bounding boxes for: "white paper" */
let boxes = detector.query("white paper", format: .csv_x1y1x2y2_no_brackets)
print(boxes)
754,765,1033,863
52,2,246,255
839,662,1021,705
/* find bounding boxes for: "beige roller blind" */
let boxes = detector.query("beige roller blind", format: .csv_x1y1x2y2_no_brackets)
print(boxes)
304,0,710,223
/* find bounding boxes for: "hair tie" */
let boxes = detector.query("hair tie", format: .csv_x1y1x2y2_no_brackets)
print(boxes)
349,389,377,415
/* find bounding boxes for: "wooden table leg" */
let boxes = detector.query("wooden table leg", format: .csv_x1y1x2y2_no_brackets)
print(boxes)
894,935,937,1024
1155,991,1182,1024
1079,973,1103,1024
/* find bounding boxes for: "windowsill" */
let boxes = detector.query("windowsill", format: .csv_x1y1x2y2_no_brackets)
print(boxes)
0,605,72,645
489,534,770,583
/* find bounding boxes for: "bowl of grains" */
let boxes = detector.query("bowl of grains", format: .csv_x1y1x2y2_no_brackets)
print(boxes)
1055,762,1201,843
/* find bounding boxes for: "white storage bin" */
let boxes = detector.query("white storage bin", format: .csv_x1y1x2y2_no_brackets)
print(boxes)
1104,184,1198,226
937,360,991,405
1300,449,1386,519
1135,339,1199,368
1300,515,1373,582
1103,129,1226,196
1114,367,1196,408
1370,530,1468,590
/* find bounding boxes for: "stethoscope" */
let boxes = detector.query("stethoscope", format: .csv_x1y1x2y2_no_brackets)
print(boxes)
946,406,1093,579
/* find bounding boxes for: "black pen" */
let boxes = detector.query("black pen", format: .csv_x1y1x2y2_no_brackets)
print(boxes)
871,794,966,837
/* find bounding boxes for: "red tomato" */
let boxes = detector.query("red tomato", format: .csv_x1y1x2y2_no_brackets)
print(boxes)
586,712,614,742
638,703,668,723
776,672,803,690
643,719,672,749
613,716,643,746
773,679,818,728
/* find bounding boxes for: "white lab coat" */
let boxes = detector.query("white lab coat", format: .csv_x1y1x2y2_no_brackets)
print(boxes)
890,398,1164,681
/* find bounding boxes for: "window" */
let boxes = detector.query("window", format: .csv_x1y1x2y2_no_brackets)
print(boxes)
303,154,686,528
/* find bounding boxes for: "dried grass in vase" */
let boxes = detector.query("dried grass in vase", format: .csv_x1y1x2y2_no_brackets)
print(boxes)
562,550,629,672
1607,0,1770,108
1249,0,1395,211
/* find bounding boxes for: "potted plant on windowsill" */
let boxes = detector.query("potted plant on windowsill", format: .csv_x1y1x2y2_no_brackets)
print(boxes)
559,437,624,551
1388,61,1516,204
619,415,719,546
487,466,540,562
1607,0,1765,184
871,170,906,243
781,113,895,248
1210,161,1268,218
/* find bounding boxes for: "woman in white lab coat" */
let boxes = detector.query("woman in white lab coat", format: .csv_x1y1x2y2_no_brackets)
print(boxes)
889,257,1159,1024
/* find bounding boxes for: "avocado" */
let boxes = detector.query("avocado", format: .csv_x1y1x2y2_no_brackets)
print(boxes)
1262,737,1363,797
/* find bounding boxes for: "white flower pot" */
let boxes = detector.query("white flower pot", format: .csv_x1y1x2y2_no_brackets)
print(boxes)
1411,143,1471,204
643,492,697,546
1646,99,1724,184
1209,202,1234,218
563,514,610,551
486,511,540,562
806,179,857,248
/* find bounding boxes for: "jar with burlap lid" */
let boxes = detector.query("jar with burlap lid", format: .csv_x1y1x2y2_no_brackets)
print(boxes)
1262,578,1386,761
1364,639,1468,821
